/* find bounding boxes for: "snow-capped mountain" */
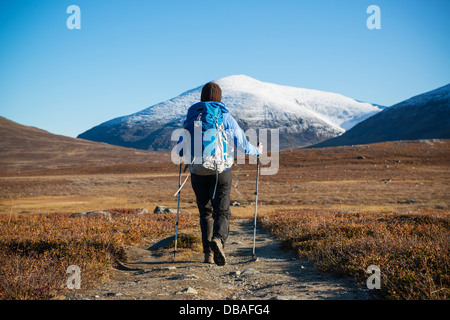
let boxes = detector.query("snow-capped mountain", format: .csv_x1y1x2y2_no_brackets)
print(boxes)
310,83,450,148
77,75,383,150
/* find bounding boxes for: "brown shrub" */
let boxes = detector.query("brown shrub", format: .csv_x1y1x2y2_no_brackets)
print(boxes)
0,210,197,300
259,209,450,300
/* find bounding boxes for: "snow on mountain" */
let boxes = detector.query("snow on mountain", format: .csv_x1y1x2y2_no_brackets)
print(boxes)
77,75,383,150
310,83,450,148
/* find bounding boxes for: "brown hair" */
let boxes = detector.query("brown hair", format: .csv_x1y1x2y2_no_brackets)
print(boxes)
201,82,222,102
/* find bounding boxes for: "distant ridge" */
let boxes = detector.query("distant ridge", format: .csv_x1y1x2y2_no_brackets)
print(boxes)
309,83,450,148
0,116,166,175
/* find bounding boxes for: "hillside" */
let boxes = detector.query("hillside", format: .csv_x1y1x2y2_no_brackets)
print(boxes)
310,83,450,148
78,75,383,150
0,116,169,176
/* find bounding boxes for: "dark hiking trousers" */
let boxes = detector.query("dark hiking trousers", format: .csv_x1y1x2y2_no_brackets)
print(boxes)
191,169,232,254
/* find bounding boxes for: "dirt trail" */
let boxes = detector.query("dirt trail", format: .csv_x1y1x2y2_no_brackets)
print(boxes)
65,219,371,300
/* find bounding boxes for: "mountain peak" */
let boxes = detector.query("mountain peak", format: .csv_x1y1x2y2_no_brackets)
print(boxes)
216,74,257,82
78,77,383,150
215,74,260,86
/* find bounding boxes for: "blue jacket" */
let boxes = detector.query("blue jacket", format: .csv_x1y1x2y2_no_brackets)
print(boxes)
177,101,260,159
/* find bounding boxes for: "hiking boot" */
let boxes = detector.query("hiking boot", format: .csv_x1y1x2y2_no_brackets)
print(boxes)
209,238,226,266
204,252,214,264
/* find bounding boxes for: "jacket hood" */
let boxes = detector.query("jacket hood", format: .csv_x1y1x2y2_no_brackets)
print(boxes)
191,101,229,114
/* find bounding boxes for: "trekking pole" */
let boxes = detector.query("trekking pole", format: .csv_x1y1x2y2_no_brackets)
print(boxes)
174,160,182,260
252,152,260,259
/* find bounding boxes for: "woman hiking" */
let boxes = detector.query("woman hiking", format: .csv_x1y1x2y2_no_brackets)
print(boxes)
177,82,262,266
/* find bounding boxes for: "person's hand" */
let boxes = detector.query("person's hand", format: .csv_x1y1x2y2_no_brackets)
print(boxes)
258,143,263,155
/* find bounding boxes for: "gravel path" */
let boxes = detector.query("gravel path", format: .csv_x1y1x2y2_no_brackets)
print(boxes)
65,219,371,300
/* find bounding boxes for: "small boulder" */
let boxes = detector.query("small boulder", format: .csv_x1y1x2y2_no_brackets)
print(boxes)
183,287,198,295
167,274,199,280
153,206,168,213
241,268,260,276
71,210,112,221
87,211,113,222
229,271,241,277
153,206,177,214
271,295,298,300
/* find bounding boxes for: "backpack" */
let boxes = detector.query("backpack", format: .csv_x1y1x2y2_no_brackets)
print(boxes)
183,102,234,176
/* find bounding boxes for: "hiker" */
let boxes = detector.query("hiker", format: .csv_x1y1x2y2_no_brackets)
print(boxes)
177,82,262,266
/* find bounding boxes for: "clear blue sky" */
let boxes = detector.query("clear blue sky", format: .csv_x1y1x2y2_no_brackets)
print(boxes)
0,0,449,137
